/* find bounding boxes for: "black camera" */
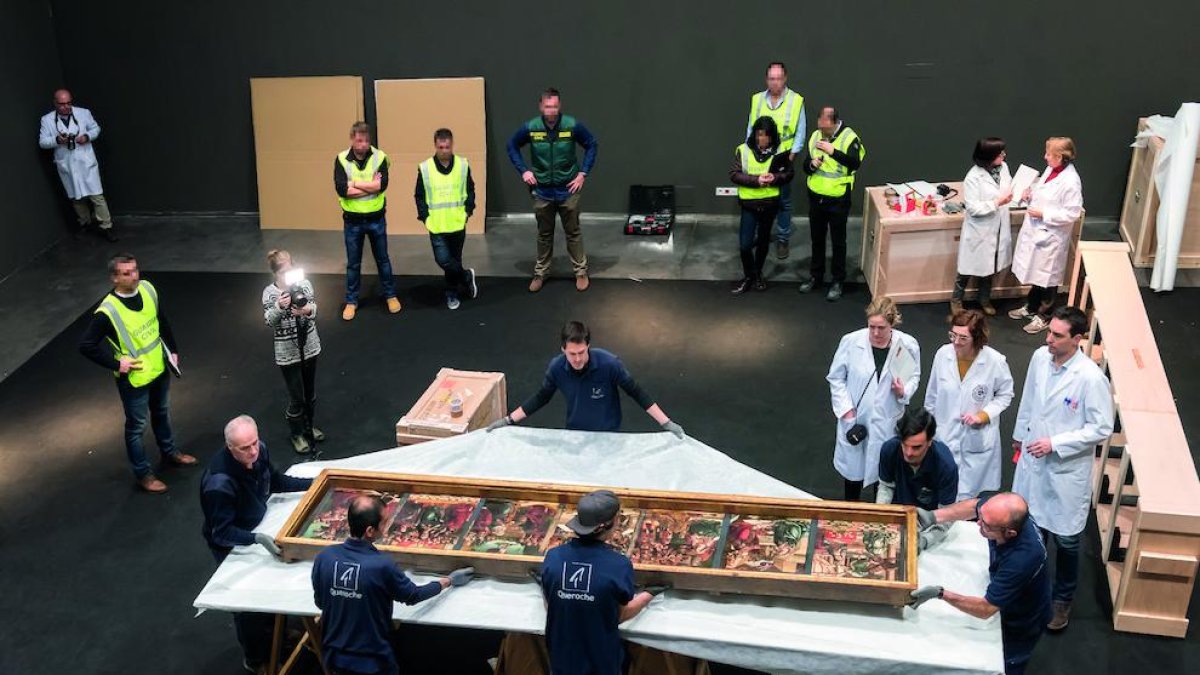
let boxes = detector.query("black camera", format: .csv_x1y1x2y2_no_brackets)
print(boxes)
288,285,308,309
65,132,77,151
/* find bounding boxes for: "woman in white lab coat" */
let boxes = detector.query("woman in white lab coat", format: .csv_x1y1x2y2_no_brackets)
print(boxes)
923,309,1014,500
826,296,921,501
1009,137,1083,334
953,138,1013,317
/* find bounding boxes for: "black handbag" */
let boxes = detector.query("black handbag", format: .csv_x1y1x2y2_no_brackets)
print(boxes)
843,377,874,446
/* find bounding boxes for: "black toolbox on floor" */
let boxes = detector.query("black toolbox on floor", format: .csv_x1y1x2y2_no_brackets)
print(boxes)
625,184,675,235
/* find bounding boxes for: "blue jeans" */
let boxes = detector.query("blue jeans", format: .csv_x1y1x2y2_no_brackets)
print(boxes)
738,204,777,278
343,216,397,304
429,230,467,297
1002,631,1041,675
773,181,793,244
115,372,177,478
1041,528,1081,602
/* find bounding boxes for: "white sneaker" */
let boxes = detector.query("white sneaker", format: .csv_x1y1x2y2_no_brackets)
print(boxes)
1008,305,1031,320
446,296,461,310
1023,315,1049,334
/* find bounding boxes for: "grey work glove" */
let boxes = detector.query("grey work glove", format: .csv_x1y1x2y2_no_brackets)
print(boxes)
660,420,685,439
916,508,937,530
448,567,475,587
641,584,671,597
485,416,512,433
254,532,282,557
908,585,944,608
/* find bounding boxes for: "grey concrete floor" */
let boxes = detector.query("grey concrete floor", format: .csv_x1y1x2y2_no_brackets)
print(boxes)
0,210,1168,383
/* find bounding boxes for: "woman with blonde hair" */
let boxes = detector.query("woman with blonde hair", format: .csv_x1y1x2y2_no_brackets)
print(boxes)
826,296,921,501
262,250,324,454
1009,137,1083,334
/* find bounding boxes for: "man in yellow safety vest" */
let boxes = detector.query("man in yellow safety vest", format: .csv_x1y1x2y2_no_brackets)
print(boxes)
78,254,197,493
746,62,806,261
415,128,478,310
798,106,866,302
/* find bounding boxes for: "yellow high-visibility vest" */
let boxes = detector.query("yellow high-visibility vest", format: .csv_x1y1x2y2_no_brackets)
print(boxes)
806,127,866,197
95,281,165,387
749,89,804,155
337,146,388,214
736,144,780,200
419,155,469,233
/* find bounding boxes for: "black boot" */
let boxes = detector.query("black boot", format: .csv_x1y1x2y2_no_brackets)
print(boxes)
287,413,311,454
305,401,325,444
731,277,753,295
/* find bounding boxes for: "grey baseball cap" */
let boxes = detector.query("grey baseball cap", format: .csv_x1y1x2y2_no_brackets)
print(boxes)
567,490,621,535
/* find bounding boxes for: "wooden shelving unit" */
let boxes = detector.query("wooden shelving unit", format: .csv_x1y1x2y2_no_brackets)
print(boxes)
1067,241,1200,637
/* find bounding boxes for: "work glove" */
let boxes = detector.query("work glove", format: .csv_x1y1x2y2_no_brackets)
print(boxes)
448,567,475,587
916,508,937,530
641,583,672,597
528,567,544,585
485,416,512,433
254,532,282,557
660,420,685,439
918,530,932,551
908,585,944,608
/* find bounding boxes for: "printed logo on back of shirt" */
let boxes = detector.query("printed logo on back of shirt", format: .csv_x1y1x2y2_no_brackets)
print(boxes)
330,561,364,599
557,561,595,602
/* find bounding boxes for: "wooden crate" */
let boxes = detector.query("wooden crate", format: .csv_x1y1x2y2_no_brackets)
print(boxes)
1118,117,1200,269
395,368,507,445
276,469,919,607
861,181,1084,304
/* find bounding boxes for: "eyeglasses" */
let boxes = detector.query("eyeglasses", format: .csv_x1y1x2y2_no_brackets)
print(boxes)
947,331,973,344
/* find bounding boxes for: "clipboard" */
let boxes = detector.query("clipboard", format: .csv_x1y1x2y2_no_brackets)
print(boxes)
164,345,182,378
889,343,917,383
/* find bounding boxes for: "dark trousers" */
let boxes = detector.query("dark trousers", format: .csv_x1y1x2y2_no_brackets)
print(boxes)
281,356,317,440
211,547,274,665
429,229,467,297
1041,528,1081,602
1024,284,1058,317
738,204,778,279
343,215,397,304
808,191,851,282
115,372,177,478
1002,630,1043,675
533,192,587,277
843,479,864,502
953,274,994,304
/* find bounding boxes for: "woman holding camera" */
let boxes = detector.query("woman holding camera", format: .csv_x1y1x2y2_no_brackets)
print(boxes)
826,296,921,501
263,250,324,454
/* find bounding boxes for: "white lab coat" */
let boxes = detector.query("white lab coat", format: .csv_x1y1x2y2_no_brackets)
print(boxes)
1011,164,1082,287
1011,346,1114,536
827,328,921,486
923,343,1015,501
38,106,104,199
957,163,1013,276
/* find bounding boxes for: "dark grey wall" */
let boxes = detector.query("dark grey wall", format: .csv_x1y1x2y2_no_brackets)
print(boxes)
1,0,67,279
48,1,1200,218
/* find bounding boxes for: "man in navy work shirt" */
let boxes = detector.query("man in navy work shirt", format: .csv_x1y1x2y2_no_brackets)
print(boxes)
909,492,1051,675
486,321,684,436
199,414,313,673
312,494,474,675
876,408,958,550
541,490,658,675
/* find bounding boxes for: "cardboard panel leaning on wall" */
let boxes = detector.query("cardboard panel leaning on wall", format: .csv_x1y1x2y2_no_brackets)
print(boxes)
251,76,364,230
374,78,486,235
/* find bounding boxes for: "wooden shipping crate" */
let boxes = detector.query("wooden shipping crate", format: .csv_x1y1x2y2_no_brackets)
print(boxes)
395,368,507,445
276,469,919,607
1118,117,1200,269
861,182,1084,304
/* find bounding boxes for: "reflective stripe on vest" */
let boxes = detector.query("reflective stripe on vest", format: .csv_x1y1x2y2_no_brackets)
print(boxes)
736,144,780,200
96,280,166,387
337,147,388,214
752,90,803,155
420,155,469,234
806,128,865,197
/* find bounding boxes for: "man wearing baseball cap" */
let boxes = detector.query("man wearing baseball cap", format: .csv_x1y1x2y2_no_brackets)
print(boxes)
540,490,659,675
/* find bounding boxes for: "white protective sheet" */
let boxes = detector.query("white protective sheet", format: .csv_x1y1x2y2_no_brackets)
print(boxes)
194,428,1002,675
1140,103,1200,292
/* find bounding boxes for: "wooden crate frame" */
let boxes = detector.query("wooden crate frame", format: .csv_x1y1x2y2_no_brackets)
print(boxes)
1117,117,1200,269
276,469,919,607
395,368,507,445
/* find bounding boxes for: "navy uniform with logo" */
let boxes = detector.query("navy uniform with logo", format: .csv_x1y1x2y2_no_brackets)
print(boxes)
541,491,649,675
877,437,959,511
520,347,656,432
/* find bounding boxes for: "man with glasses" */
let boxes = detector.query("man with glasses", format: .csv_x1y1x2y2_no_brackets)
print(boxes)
908,492,1051,675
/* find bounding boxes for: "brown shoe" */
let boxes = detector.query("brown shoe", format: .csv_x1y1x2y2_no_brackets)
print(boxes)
528,276,545,293
386,297,402,314
342,304,357,321
138,474,168,493
949,299,964,316
575,275,590,292
980,300,997,316
1047,600,1071,631
166,452,198,466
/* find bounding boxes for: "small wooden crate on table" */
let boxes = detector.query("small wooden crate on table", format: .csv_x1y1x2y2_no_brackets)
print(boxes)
275,469,919,607
395,368,506,445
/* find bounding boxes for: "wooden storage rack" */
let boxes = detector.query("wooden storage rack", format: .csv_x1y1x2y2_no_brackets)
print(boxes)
1067,241,1200,637
276,469,919,607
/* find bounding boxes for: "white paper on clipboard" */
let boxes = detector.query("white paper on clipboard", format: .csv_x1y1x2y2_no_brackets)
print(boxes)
889,343,917,383
1010,164,1040,206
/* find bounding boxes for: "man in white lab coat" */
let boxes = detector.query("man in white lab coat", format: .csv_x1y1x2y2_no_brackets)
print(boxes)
1011,305,1113,632
38,89,116,242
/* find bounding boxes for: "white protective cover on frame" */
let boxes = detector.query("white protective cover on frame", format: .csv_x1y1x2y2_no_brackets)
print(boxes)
193,427,1003,674
1140,103,1200,291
